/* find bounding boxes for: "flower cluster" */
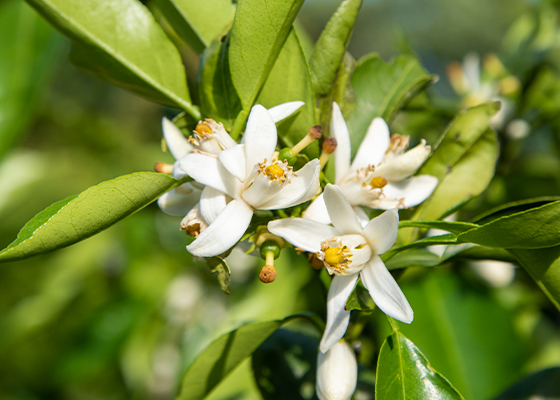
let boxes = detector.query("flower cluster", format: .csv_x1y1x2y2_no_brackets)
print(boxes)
156,101,438,399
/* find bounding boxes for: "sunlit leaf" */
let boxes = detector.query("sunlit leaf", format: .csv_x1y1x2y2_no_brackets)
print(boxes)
347,53,435,154
229,0,305,110
399,220,478,233
26,0,198,116
309,0,362,96
257,30,318,158
0,172,179,262
473,196,560,224
376,330,464,400
154,0,235,53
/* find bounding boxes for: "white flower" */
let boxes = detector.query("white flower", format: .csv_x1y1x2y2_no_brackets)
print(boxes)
316,341,357,400
157,102,306,235
268,184,413,352
179,104,320,257
304,103,438,225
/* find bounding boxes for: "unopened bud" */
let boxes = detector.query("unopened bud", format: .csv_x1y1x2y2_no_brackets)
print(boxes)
259,265,277,283
154,162,174,174
316,341,357,400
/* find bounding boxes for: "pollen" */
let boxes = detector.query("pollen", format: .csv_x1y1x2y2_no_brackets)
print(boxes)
324,247,343,265
370,176,388,189
265,164,285,180
194,122,213,138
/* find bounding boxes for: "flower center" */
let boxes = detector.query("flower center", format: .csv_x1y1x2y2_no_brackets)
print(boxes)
370,176,388,188
324,247,343,265
265,164,285,180
317,238,353,274
194,122,213,139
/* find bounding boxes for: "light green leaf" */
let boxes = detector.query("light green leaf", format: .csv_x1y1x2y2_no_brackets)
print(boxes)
383,234,459,261
414,103,501,222
153,0,235,54
198,33,242,130
257,30,318,158
376,330,464,400
309,0,362,96
347,53,435,154
26,0,198,117
0,172,179,262
345,282,374,311
206,256,231,295
458,201,560,249
176,314,313,400
399,220,478,233
0,0,63,159
473,196,560,225
229,0,305,110
385,248,443,270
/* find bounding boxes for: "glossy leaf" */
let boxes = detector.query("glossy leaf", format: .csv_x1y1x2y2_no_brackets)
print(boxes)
198,33,242,130
26,0,198,116
345,282,374,311
385,248,443,270
206,256,231,295
154,0,235,53
309,0,362,96
414,103,500,222
376,330,464,400
0,0,62,160
257,30,318,158
176,314,311,400
0,172,179,262
229,0,305,109
473,196,560,225
347,53,434,154
399,220,478,233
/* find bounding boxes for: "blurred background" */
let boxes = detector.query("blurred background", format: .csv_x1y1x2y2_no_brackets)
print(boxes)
1,0,560,399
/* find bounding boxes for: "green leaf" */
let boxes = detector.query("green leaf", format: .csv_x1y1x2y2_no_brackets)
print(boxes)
153,0,235,54
347,53,434,154
0,172,179,262
472,196,560,225
383,234,459,261
382,271,527,400
26,0,198,117
385,248,443,270
176,314,312,400
399,220,478,233
376,330,464,400
257,30,318,158
458,201,560,249
493,367,560,399
0,0,63,160
345,282,374,311
510,246,560,311
309,0,362,96
206,256,231,295
414,103,501,221
198,33,242,130
229,0,305,110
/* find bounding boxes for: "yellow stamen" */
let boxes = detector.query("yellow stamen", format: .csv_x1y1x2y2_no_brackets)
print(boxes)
370,176,388,189
265,164,285,180
324,247,343,266
195,122,213,138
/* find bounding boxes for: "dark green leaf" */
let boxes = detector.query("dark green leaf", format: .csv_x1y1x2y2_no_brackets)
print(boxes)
458,201,560,249
309,0,362,96
26,0,198,116
399,220,478,234
383,234,459,261
206,256,231,295
198,33,242,130
257,30,318,158
493,367,560,400
153,0,235,53
0,172,179,262
385,248,443,270
376,330,464,400
176,314,312,400
0,0,63,159
472,196,560,225
229,0,305,109
347,53,434,154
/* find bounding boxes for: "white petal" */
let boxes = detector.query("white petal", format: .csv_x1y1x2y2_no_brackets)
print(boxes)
267,218,340,253
267,101,304,123
244,105,277,178
362,209,399,255
352,206,370,228
303,193,332,225
383,175,438,208
157,185,200,216
256,159,320,210
162,117,193,160
242,173,286,208
324,184,363,235
199,186,228,225
373,141,431,182
172,160,189,180
187,199,253,257
179,153,241,199
320,274,359,353
316,341,357,400
331,102,351,184
212,122,237,150
351,117,390,170
360,256,413,323
218,144,247,182
463,52,481,91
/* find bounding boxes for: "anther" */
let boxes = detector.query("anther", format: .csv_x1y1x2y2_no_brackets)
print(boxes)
264,163,285,180
370,176,388,189
291,125,323,156
154,162,174,174
194,121,213,138
319,137,337,168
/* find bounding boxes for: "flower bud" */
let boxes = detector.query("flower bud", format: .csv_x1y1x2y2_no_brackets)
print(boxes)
316,341,357,400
